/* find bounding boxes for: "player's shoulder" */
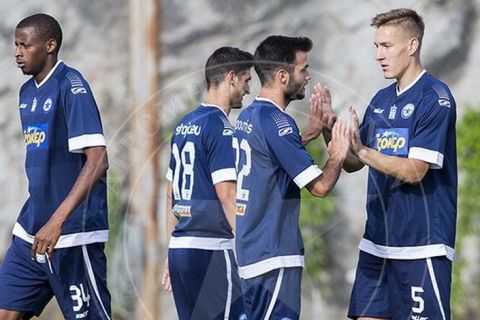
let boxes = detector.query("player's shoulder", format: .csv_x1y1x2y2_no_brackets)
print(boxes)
421,73,453,99
372,82,397,101
56,63,90,93
19,77,35,94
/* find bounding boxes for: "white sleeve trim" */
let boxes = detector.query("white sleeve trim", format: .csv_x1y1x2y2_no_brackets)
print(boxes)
293,165,322,189
238,255,304,279
166,168,173,181
409,147,444,169
68,133,106,153
13,222,108,248
211,168,237,184
359,238,455,261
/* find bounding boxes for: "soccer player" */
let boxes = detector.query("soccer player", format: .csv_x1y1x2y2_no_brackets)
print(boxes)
161,47,253,320
320,8,457,320
234,35,350,320
0,14,111,319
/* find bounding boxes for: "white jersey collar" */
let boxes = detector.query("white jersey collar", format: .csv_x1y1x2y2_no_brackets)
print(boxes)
35,60,63,88
255,96,286,113
200,103,228,117
396,69,426,96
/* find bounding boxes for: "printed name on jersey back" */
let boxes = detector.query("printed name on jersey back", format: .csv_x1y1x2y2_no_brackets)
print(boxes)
235,119,253,134
432,84,451,108
175,122,202,136
271,110,293,136
373,128,408,155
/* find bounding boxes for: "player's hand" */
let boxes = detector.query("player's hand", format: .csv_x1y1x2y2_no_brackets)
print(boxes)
31,215,64,261
162,258,172,292
302,85,324,143
327,119,350,161
349,106,364,155
317,83,337,131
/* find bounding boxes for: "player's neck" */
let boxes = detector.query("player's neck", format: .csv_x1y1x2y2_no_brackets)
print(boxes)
204,91,231,115
396,62,424,92
34,57,58,85
258,87,287,110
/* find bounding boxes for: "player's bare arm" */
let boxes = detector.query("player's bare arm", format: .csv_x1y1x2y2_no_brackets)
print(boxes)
31,146,108,259
349,106,429,183
306,120,349,197
162,181,176,292
214,181,237,234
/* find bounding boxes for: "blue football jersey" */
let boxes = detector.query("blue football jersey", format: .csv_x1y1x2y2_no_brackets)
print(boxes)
166,104,237,249
358,70,457,260
14,61,108,248
233,97,322,279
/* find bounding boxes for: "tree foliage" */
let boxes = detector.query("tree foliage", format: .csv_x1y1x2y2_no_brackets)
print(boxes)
452,108,480,318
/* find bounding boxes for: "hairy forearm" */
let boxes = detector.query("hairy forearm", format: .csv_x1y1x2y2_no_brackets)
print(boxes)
307,155,344,198
357,147,428,184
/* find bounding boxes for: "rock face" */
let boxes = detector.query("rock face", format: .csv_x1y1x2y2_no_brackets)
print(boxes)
0,1,478,319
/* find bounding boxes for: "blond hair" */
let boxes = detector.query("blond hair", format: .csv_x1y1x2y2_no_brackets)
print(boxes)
371,8,425,43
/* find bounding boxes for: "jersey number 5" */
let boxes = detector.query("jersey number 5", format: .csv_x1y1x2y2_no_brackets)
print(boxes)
172,142,195,200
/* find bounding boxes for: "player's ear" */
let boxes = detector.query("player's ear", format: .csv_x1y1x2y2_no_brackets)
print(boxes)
408,37,419,56
45,38,57,54
278,68,289,86
225,70,236,86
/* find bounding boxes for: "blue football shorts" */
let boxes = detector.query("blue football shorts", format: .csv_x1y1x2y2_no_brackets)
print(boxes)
168,248,246,320
348,250,451,320
0,235,111,319
242,267,303,320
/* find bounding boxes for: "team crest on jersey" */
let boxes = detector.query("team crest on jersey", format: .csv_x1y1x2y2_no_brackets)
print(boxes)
24,123,49,150
374,128,408,155
401,103,415,119
43,98,53,112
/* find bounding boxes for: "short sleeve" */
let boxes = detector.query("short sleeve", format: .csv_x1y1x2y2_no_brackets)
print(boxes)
62,73,105,153
205,115,237,184
409,91,455,169
263,109,322,189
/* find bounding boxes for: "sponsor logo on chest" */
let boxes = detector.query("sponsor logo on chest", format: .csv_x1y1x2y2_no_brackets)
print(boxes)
374,128,409,155
24,123,49,150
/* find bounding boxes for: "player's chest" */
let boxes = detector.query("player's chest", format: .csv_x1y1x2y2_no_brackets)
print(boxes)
367,96,420,156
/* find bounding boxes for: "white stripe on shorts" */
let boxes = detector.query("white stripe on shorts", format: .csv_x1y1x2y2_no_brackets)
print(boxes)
223,250,233,320
264,268,284,320
82,245,111,320
426,258,446,320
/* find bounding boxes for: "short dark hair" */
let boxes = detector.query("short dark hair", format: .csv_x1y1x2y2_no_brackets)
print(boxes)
371,8,424,43
205,47,253,89
16,13,63,53
254,35,312,86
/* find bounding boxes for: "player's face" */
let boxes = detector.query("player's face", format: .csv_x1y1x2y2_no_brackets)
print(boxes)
285,51,311,101
231,69,252,109
374,25,412,80
15,26,49,77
